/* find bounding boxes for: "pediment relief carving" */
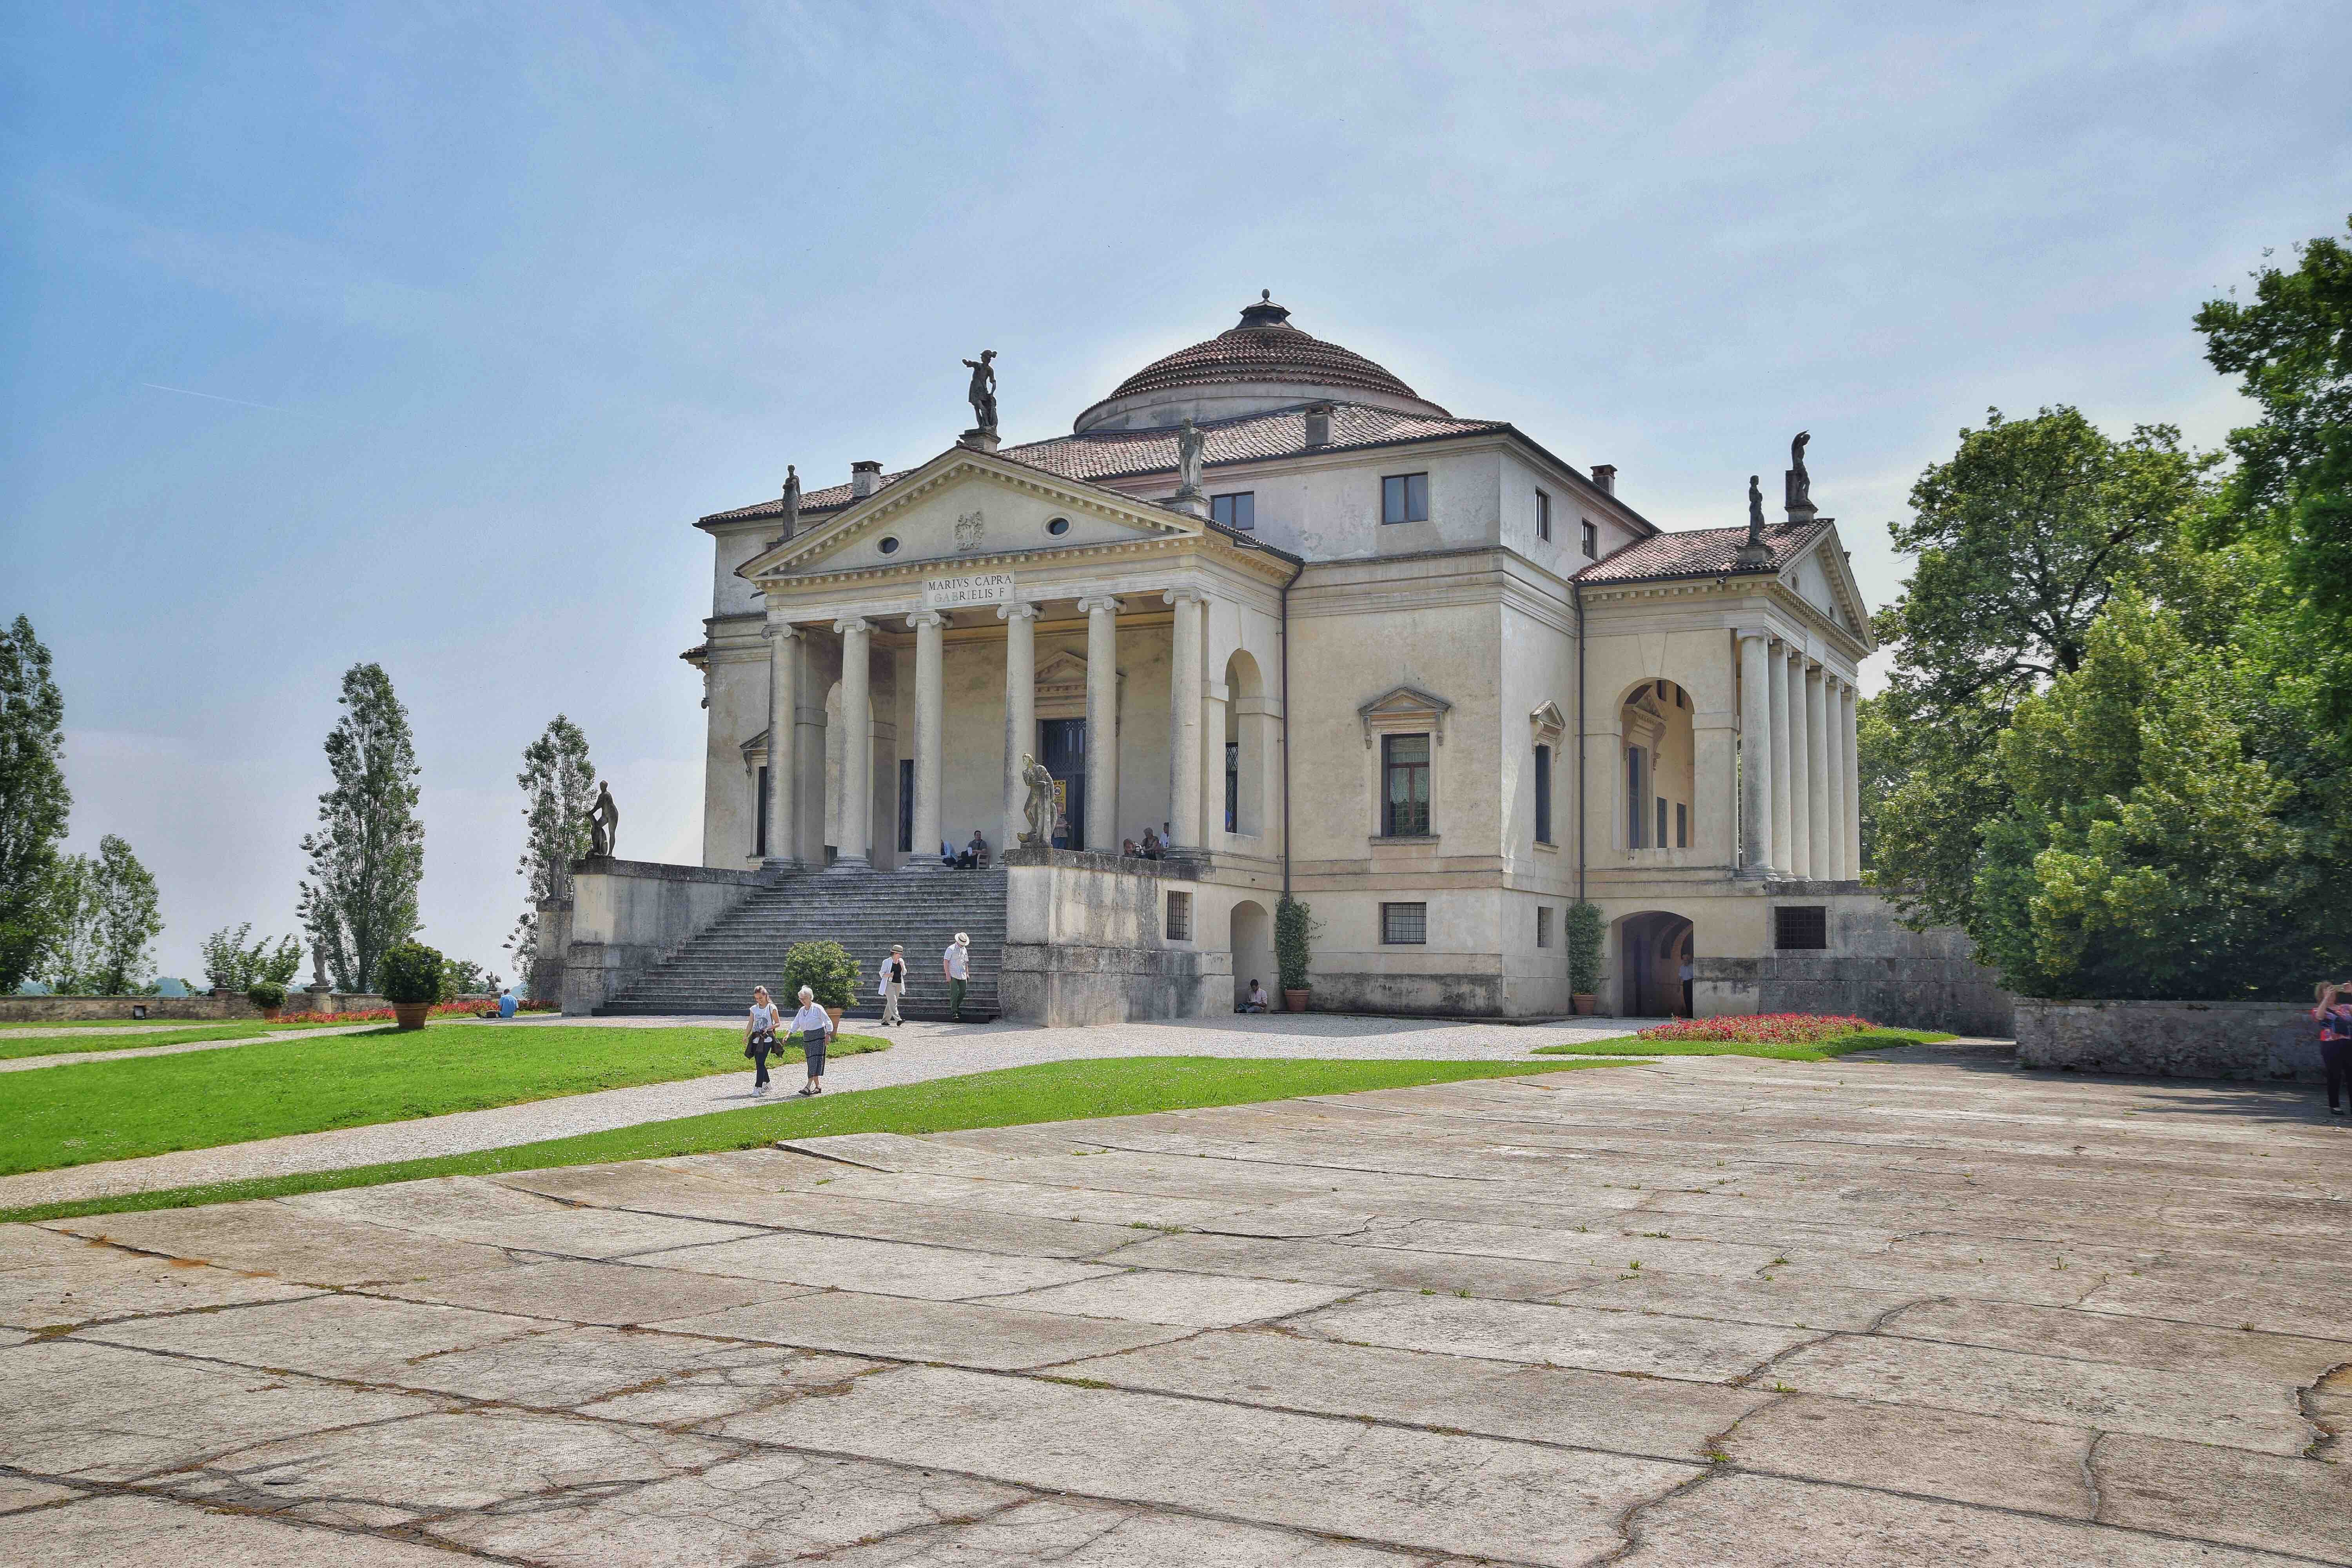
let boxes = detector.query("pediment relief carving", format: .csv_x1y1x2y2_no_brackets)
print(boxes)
1358,684,1452,748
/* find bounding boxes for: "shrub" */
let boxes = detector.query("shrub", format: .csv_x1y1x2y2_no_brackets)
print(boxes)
245,980,287,1010
376,941,445,1005
1566,902,1604,995
1274,897,1315,992
1639,1013,1874,1045
783,940,858,1009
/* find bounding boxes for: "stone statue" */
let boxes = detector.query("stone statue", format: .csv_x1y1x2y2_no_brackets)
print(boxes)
780,465,801,536
1019,754,1055,846
1746,474,1765,542
1785,430,1812,515
310,947,327,989
586,781,619,858
1174,417,1207,497
962,350,998,434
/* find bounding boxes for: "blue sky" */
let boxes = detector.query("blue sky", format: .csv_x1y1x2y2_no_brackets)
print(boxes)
4,2,2345,984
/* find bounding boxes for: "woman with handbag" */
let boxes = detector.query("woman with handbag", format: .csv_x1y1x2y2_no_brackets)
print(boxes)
788,984,834,1096
743,985,781,1096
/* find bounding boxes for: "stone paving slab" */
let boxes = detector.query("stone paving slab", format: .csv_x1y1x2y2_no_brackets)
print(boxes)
2,1051,2346,1565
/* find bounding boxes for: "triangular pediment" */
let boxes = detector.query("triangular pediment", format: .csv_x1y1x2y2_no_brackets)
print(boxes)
1779,523,1876,650
741,448,1200,582
1357,684,1454,747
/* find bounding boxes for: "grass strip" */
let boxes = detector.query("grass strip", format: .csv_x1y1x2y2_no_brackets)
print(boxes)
0,1020,373,1060
2,1055,1617,1227
1534,1027,1956,1061
0,1023,886,1176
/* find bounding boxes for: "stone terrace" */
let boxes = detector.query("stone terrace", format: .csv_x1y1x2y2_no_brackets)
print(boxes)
2,1050,2347,1565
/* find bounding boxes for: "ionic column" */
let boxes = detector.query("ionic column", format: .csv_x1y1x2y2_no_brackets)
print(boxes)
999,601,1037,849
833,617,873,864
1841,681,1862,879
1165,588,1205,848
1812,669,1837,881
1078,594,1123,853
1785,651,1812,879
1767,641,1793,873
907,610,946,864
762,620,800,866
1737,632,1773,878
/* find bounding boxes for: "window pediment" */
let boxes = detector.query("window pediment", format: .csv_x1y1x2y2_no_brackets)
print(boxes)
1359,684,1452,748
1529,700,1567,744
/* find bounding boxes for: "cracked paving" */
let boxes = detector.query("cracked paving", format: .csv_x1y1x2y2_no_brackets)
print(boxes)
2,1049,2348,1565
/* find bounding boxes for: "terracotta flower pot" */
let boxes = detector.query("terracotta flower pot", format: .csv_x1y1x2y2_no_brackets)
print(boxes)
1282,988,1310,1014
1572,994,1597,1016
260,1006,283,1022
826,1006,844,1033
391,1002,431,1031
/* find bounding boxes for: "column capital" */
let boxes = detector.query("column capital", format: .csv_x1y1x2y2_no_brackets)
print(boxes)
1735,626,1773,644
906,610,948,631
833,616,873,636
996,600,1039,622
762,619,802,641
1162,586,1207,608
1076,594,1125,616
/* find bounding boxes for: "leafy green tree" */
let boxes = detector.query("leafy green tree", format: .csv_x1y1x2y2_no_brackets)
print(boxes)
0,615,72,991
42,835,162,995
1866,408,2215,920
2195,216,2352,738
297,663,424,992
439,955,503,996
199,923,303,993
503,715,595,990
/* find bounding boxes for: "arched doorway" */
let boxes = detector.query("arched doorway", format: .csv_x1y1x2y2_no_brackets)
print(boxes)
1229,899,1275,1012
1617,911,1695,1018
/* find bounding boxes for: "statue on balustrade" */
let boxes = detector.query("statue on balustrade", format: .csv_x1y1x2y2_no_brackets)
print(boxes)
585,782,619,858
1019,755,1055,847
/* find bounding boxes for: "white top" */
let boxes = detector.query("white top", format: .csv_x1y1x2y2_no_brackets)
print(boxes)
789,1002,832,1036
748,1002,779,1034
944,943,969,980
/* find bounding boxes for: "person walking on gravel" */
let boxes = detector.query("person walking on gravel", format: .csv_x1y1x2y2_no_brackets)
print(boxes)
943,932,971,1022
877,943,907,1026
2314,982,2352,1118
743,986,781,1096
789,984,833,1096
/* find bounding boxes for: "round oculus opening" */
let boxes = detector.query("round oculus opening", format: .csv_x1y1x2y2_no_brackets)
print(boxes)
877,535,900,555
1045,516,1071,536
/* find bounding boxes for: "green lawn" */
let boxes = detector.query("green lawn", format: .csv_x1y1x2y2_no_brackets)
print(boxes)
0,1055,1621,1225
1535,1027,1956,1062
0,1022,886,1176
0,1018,370,1060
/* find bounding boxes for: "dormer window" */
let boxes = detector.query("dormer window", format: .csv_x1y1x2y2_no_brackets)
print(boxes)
1581,519,1598,559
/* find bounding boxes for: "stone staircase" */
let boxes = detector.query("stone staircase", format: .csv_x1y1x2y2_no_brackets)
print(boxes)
595,866,1008,1021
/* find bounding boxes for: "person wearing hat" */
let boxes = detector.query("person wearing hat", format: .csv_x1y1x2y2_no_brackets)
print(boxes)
877,942,908,1026
943,932,971,1021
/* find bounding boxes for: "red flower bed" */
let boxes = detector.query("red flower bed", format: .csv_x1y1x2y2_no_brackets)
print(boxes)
1637,1013,1875,1045
272,1000,557,1026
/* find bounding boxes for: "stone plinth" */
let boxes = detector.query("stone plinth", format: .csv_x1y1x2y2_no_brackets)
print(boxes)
1000,846,1221,1027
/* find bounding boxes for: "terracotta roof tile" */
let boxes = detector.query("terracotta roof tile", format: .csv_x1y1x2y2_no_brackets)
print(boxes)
1574,521,1831,584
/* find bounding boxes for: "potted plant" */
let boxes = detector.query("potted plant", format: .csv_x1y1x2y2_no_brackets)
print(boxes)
246,980,287,1021
377,941,445,1031
784,940,858,1033
1566,901,1604,1015
1275,897,1316,1013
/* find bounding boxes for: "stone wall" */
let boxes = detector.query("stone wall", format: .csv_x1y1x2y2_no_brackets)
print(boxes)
0,993,263,1024
2015,999,2324,1082
1693,889,2016,1036
561,857,770,1015
1001,847,1221,1026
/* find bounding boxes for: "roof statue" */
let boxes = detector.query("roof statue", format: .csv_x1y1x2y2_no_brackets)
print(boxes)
1738,474,1774,568
1785,430,1815,519
962,350,999,434
1174,417,1206,497
775,465,801,544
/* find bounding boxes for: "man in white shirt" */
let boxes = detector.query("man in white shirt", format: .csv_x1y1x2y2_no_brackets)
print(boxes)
943,933,971,1021
788,985,832,1096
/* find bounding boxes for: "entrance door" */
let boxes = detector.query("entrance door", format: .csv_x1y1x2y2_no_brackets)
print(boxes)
1039,718,1086,849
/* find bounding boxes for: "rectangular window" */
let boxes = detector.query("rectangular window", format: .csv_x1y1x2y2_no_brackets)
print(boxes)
1676,802,1688,849
1626,747,1648,848
1536,906,1553,948
1165,890,1192,942
1533,744,1553,844
1381,902,1428,945
1536,488,1552,541
1581,519,1598,559
1775,906,1829,949
1381,472,1430,524
1224,740,1239,833
897,757,914,853
1657,797,1669,851
755,764,770,858
1381,733,1432,837
1211,491,1255,530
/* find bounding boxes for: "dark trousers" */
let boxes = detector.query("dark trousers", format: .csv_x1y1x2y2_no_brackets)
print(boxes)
749,1036,776,1088
2324,1040,2350,1110
949,978,967,1019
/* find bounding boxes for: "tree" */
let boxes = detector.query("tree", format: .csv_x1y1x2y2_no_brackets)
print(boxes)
439,955,503,996
297,663,424,992
2195,216,2352,738
42,835,162,995
503,716,595,989
0,615,71,992
1867,408,2215,921
200,923,303,993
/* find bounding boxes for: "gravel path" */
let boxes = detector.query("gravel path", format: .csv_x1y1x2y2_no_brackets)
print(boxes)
0,1022,385,1074
0,1013,1659,1210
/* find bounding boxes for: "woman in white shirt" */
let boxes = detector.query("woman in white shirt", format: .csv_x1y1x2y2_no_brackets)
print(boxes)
743,986,781,1096
787,985,833,1096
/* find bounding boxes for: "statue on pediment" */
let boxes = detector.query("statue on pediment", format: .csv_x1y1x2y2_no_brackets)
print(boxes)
1174,417,1207,497
1785,431,1814,517
780,465,801,537
962,350,999,434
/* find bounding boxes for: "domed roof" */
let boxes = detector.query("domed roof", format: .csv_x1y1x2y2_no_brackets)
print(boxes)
1073,294,1446,432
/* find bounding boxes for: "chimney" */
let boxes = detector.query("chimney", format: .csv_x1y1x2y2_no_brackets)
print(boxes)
851,460,882,499
1590,464,1616,495
1303,402,1333,449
